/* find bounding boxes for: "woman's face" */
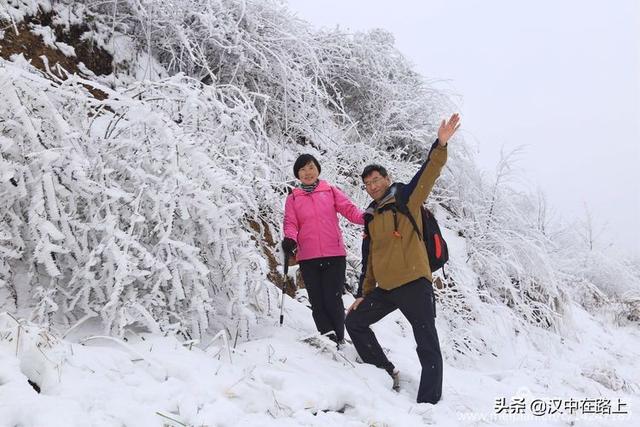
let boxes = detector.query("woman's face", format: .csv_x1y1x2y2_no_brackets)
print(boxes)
298,161,320,185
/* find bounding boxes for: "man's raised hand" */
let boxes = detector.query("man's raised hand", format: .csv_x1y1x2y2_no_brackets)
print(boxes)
437,113,461,146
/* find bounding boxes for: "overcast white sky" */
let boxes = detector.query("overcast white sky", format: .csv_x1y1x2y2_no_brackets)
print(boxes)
286,0,640,257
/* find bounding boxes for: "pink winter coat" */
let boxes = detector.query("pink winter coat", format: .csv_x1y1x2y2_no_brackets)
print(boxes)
283,180,365,261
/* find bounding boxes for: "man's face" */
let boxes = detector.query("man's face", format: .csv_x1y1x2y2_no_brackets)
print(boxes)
363,171,391,201
298,161,320,185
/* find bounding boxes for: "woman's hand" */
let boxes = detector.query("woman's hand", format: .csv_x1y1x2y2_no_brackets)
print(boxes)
281,238,297,256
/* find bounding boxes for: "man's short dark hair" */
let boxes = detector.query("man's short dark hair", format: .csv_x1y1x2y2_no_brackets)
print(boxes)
361,164,388,181
293,154,321,178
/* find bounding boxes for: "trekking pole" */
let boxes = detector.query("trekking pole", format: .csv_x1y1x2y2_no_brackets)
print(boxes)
279,252,289,326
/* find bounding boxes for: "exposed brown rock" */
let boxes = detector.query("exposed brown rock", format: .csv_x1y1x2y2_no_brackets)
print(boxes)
0,10,113,99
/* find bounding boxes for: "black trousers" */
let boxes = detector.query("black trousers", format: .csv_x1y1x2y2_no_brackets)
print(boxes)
345,278,443,404
298,256,346,341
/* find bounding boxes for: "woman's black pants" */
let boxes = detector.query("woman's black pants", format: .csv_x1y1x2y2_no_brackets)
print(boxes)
298,256,346,341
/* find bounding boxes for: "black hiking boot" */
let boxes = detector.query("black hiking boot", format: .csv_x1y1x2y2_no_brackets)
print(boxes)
324,332,347,350
387,368,400,392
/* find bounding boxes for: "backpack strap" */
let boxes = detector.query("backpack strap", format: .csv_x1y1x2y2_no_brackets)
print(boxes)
390,187,422,241
402,206,423,241
390,206,401,238
375,185,423,241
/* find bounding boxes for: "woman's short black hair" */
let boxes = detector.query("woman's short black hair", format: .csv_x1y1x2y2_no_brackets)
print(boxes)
361,164,388,181
293,154,321,178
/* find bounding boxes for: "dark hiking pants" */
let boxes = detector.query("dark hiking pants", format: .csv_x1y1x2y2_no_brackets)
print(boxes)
345,277,443,404
299,256,346,341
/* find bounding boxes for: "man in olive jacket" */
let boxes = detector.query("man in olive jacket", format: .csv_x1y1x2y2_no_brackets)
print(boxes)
345,113,460,404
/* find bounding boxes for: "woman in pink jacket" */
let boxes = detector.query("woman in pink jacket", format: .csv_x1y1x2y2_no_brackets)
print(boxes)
282,154,364,345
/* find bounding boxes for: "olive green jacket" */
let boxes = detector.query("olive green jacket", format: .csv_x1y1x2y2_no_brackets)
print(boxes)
360,143,447,296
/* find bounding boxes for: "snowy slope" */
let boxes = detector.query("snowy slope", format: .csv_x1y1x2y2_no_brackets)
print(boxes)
1,299,638,426
1,239,638,426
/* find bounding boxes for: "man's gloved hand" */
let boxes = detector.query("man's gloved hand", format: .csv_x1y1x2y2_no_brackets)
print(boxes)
281,238,297,256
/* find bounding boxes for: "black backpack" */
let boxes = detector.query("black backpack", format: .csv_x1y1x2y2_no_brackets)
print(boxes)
419,206,449,273
374,189,449,274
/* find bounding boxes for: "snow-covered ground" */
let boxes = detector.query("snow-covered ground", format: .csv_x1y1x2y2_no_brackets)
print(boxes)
1,284,638,427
